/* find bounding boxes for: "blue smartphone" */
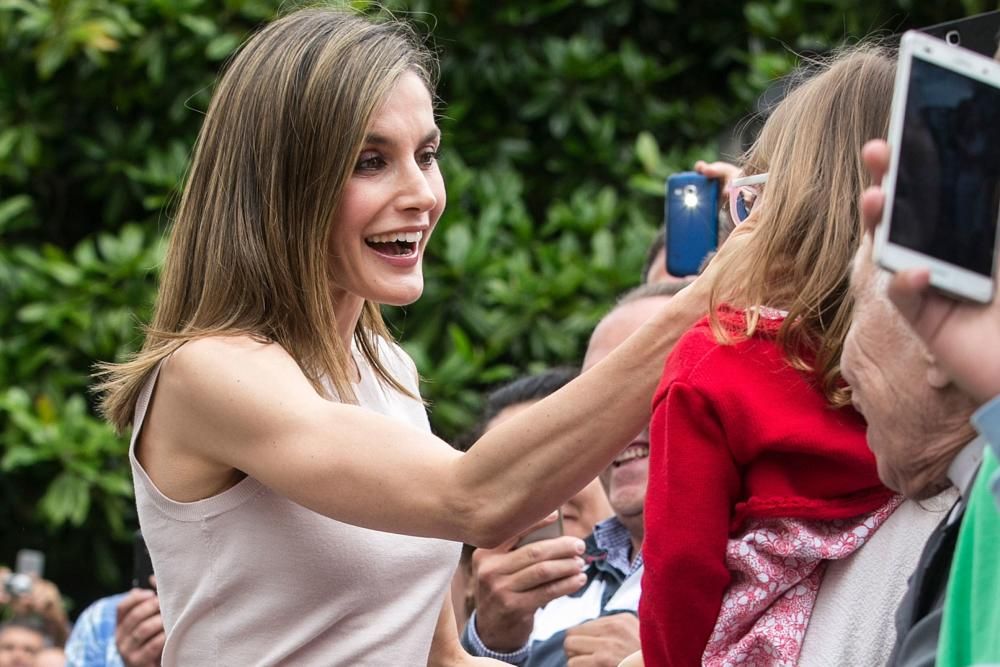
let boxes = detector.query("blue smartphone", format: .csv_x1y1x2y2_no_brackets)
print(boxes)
665,172,719,277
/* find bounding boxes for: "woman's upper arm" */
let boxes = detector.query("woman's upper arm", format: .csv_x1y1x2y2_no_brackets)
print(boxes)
158,337,471,541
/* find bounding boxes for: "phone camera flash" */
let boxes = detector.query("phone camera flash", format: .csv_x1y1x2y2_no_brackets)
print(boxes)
682,186,700,209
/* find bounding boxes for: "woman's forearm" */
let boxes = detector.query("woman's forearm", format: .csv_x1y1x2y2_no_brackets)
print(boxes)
456,280,708,546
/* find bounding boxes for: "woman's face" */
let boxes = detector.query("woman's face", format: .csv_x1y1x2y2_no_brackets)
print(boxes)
328,71,446,310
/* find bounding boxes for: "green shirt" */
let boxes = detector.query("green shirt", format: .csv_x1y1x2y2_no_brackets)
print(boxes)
938,448,1000,667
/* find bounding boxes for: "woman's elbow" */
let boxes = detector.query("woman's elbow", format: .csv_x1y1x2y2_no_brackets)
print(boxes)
449,492,516,548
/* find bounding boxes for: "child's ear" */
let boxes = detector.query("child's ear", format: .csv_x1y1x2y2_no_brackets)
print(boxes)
925,353,952,389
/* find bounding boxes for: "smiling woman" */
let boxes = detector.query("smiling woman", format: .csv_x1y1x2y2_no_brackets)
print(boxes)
92,6,719,666
328,73,444,317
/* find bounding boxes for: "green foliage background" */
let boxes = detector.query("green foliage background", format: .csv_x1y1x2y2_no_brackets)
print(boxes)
1,0,993,609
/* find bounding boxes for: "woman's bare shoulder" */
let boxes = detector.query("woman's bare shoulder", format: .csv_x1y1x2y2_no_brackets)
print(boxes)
161,335,315,410
170,335,296,373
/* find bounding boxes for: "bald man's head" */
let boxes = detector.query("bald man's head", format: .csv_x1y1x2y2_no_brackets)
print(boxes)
583,293,674,544
583,294,675,372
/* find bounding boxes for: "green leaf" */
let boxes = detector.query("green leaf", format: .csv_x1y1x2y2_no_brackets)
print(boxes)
444,224,472,271
0,195,32,232
1,445,45,470
39,473,91,527
591,229,615,269
16,302,49,323
206,33,241,60
0,128,19,160
635,132,661,174
179,15,217,37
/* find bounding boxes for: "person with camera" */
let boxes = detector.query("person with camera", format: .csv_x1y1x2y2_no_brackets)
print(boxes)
0,566,68,649
65,585,164,667
859,135,1000,667
66,527,164,667
462,282,682,666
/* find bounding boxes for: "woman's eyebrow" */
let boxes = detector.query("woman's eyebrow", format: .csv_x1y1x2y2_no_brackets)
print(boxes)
364,128,441,147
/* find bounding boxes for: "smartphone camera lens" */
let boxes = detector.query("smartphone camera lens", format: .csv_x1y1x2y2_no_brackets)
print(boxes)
945,30,961,46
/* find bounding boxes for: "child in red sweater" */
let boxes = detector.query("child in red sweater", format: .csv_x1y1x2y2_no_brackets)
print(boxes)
640,46,900,666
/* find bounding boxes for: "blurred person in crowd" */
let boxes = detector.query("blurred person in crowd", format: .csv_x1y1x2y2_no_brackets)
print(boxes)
449,368,612,631
0,618,45,667
65,583,163,667
463,282,685,666
0,568,69,648
860,136,1000,667
640,229,669,284
92,7,735,664
640,45,899,666
34,648,65,667
806,228,979,667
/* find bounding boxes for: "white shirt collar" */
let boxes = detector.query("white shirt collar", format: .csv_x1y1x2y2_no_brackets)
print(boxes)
948,436,985,500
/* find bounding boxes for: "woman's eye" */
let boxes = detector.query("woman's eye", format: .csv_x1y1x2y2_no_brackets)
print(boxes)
355,153,385,172
418,148,440,168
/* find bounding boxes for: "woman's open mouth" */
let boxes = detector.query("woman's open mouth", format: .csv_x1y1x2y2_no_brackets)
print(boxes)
365,231,422,257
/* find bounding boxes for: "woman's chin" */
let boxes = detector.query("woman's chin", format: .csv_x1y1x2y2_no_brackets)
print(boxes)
377,285,424,307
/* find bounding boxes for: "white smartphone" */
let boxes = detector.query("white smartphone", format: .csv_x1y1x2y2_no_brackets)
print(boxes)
874,30,1000,303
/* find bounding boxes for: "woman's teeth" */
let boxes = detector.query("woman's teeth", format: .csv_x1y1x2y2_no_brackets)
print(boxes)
366,231,423,244
613,446,649,466
365,231,422,256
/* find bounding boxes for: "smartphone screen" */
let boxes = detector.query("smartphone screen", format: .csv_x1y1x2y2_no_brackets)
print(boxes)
888,56,1000,279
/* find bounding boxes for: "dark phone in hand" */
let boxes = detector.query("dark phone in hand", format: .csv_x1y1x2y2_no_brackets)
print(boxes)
665,172,719,277
132,530,155,590
920,11,1000,57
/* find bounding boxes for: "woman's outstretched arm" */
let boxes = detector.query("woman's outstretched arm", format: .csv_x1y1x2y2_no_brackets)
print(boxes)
143,238,744,546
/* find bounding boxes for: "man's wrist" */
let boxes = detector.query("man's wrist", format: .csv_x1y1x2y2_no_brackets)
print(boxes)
464,610,532,664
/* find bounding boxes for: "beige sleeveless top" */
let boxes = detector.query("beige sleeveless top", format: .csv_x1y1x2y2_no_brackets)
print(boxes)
129,338,461,666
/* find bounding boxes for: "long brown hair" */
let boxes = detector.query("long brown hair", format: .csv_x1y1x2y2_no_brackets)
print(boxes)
96,8,436,432
709,45,895,407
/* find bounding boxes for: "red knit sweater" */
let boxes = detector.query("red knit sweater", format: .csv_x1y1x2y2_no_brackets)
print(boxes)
638,310,892,666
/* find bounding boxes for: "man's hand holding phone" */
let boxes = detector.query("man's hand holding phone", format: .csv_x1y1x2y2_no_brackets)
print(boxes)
115,577,165,667
470,515,587,653
863,138,1000,405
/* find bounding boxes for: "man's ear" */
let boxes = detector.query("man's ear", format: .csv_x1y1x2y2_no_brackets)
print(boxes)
925,353,952,389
